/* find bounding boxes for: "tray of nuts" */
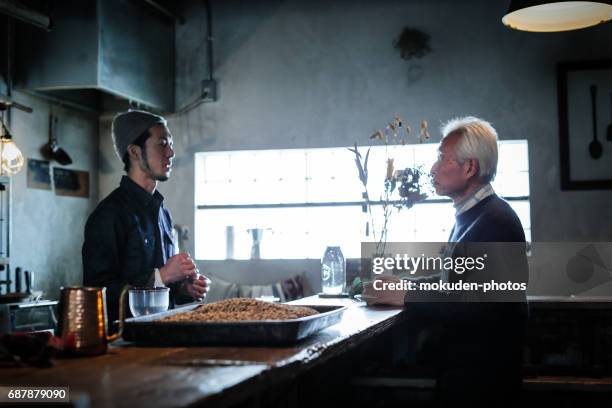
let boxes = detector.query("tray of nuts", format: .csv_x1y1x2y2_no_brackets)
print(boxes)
122,298,346,346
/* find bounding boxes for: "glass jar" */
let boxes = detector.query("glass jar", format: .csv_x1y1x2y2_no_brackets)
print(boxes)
321,246,346,295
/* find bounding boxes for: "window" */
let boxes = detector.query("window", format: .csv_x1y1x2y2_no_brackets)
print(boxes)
195,141,530,260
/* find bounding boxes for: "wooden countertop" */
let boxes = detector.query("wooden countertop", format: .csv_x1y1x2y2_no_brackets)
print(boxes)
527,296,612,309
0,296,404,408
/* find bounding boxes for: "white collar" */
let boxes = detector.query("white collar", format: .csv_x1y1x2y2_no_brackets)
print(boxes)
454,183,494,216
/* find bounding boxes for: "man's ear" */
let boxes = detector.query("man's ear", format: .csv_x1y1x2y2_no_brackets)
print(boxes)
128,145,140,160
127,144,141,162
465,158,479,179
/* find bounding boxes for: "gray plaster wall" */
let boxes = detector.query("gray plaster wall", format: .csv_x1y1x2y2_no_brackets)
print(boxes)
7,92,99,298
97,0,612,293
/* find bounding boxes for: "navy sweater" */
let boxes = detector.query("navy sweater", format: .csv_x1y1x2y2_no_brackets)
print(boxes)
407,194,529,304
405,193,529,399
448,194,525,243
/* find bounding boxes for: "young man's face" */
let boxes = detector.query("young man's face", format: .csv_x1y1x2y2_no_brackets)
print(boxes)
139,124,175,182
430,132,471,199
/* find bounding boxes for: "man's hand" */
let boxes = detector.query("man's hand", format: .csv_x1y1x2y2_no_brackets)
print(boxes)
183,274,211,300
159,252,197,284
362,274,407,306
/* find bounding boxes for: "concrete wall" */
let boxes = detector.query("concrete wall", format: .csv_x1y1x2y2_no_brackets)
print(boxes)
9,1,610,300
6,92,99,298
96,0,612,293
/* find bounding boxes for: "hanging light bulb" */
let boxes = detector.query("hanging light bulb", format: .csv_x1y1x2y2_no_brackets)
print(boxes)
0,121,25,176
502,1,612,32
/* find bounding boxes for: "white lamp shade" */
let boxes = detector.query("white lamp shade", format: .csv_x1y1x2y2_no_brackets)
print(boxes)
503,1,612,32
0,138,25,175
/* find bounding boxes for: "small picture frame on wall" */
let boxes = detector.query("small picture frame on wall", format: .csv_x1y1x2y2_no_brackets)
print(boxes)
53,167,90,198
27,159,52,190
558,60,612,190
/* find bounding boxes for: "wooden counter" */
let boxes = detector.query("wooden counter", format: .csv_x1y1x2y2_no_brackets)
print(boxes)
0,296,404,408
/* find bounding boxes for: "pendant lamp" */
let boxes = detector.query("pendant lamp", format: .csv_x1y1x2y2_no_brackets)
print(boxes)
503,1,612,32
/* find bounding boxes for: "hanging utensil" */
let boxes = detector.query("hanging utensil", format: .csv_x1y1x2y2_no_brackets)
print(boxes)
14,267,21,293
589,85,602,159
24,270,32,295
41,113,72,165
607,92,612,141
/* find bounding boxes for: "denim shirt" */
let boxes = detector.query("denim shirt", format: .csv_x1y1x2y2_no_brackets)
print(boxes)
82,176,182,325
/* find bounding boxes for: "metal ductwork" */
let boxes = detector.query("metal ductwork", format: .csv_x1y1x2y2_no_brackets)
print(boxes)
0,0,52,31
13,0,175,113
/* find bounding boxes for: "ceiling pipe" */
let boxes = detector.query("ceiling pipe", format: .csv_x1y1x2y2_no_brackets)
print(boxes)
175,0,217,113
205,0,214,83
0,16,26,177
0,94,32,113
1,17,33,114
142,0,185,25
0,0,52,31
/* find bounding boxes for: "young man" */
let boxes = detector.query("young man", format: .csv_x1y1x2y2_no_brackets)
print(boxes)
83,110,209,327
364,117,528,407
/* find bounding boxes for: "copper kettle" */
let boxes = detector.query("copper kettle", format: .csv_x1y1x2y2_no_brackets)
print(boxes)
57,286,129,356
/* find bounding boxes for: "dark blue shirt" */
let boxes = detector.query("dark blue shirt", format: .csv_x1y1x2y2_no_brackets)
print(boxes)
82,176,183,325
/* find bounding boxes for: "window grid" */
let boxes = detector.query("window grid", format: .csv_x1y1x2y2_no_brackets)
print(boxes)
195,141,530,260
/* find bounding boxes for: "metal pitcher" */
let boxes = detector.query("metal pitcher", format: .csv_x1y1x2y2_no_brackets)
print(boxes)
57,286,128,356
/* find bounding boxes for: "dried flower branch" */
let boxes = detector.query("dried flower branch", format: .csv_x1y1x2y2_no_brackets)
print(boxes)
351,115,433,257
420,120,430,142
348,144,377,241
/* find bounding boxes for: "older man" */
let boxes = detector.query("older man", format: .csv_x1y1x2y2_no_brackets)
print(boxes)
364,117,528,407
83,110,210,329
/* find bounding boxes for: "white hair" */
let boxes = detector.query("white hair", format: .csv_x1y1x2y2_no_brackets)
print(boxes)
440,116,498,183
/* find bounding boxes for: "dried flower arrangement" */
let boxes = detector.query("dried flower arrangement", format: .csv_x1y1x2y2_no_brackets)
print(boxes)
349,115,433,257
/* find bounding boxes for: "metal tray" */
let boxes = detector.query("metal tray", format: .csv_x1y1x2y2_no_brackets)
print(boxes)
122,303,346,346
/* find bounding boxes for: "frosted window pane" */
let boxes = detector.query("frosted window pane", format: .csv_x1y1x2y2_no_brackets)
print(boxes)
195,153,205,205
362,146,389,200
275,180,308,203
492,171,530,197
219,180,260,205
228,152,257,182
307,149,340,181
508,200,531,229
413,203,456,242
305,178,363,202
196,206,365,260
375,144,416,169
195,209,229,260
195,141,531,260
198,181,234,206
252,151,281,182
499,142,529,173
278,151,307,182
306,178,353,202
413,143,438,170
204,154,230,182
325,150,356,182
304,206,364,258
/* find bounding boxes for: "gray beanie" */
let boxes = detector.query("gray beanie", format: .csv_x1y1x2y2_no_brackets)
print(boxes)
111,110,167,160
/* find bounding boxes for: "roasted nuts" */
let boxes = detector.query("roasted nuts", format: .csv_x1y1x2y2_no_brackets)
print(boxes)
161,298,319,322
